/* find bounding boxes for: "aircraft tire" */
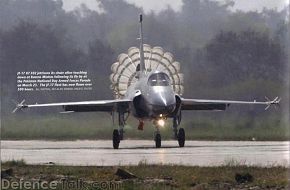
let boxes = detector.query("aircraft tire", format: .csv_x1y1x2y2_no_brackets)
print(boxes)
113,129,120,149
178,128,185,147
155,133,161,148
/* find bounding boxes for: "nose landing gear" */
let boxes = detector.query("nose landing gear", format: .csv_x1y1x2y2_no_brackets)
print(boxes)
155,133,161,148
153,119,163,148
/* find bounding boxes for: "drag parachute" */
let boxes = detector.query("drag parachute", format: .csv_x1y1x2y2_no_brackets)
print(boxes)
110,44,184,98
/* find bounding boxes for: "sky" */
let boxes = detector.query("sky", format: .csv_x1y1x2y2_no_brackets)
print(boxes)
61,0,289,13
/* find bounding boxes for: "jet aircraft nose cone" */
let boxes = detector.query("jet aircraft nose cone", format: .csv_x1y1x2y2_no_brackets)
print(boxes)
151,93,176,115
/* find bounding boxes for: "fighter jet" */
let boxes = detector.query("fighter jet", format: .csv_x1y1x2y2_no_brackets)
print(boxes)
13,15,280,149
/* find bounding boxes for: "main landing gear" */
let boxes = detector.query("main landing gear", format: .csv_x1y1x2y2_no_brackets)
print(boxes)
112,112,127,149
113,129,120,149
173,116,185,147
177,128,185,147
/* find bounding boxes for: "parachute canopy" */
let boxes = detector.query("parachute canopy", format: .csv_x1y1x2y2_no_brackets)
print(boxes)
110,44,184,98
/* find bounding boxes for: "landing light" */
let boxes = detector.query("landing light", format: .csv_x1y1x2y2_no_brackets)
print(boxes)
157,119,165,127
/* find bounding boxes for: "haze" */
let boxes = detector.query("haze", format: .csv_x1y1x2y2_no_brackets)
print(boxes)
62,0,289,13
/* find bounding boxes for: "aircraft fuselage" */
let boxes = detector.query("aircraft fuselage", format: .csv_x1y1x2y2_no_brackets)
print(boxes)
126,71,177,120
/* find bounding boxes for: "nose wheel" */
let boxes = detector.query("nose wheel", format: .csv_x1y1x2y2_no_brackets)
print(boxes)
155,133,161,148
177,128,185,147
113,129,120,149
153,121,162,148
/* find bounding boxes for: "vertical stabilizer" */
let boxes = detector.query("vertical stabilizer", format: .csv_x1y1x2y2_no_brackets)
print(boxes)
139,14,145,76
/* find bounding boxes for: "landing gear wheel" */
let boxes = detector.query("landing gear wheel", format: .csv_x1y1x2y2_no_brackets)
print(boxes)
113,129,120,149
155,133,161,148
177,128,185,147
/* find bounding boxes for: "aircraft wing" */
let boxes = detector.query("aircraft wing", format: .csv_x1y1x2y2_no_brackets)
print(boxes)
12,99,131,113
181,97,280,111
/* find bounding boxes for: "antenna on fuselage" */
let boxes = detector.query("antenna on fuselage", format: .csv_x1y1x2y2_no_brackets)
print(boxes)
139,14,145,76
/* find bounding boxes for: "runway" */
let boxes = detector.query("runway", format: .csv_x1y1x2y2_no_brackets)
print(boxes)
1,140,289,166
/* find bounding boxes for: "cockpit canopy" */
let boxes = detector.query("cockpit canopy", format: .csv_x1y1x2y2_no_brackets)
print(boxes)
148,72,170,86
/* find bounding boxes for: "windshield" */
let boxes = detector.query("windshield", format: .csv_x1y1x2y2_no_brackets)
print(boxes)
148,73,170,86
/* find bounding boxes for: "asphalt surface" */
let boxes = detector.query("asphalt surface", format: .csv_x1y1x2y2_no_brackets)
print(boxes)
1,140,289,166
